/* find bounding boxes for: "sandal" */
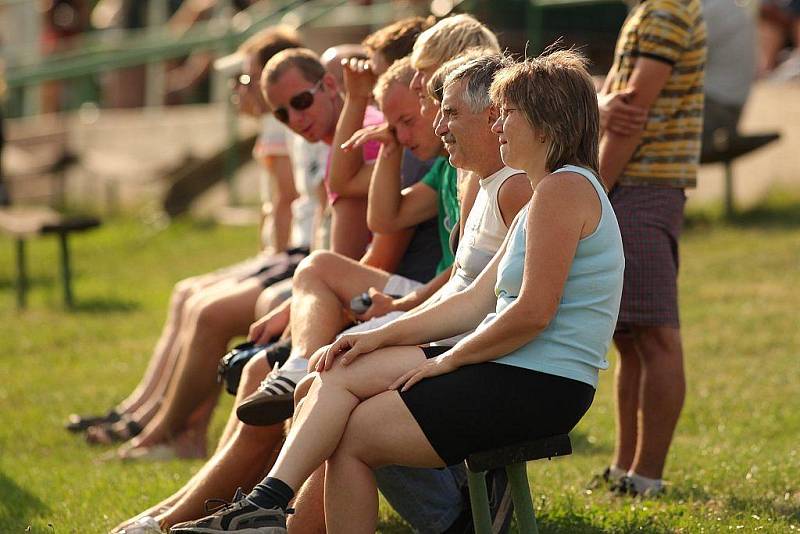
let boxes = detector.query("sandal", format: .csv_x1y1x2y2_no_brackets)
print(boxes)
86,417,143,445
65,408,121,433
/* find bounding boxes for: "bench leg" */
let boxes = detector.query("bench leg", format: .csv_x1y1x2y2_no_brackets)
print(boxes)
15,239,27,309
56,232,73,308
506,461,539,534
724,162,735,218
466,467,493,534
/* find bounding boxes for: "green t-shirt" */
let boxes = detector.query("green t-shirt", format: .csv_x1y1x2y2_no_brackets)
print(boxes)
421,157,460,273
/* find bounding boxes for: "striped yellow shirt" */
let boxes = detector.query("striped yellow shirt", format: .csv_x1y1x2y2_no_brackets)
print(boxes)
610,0,707,188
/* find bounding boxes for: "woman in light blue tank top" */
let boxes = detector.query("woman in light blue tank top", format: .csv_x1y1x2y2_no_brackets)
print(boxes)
184,51,624,533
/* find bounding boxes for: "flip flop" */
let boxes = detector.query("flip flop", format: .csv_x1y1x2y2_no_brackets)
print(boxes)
86,417,143,445
65,408,121,432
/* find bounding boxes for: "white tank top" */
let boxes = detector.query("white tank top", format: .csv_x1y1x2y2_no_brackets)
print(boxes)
430,165,524,346
450,165,522,293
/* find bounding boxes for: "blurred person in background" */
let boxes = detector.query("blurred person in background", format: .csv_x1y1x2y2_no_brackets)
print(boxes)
595,0,707,497
701,0,756,152
759,0,800,79
67,27,308,457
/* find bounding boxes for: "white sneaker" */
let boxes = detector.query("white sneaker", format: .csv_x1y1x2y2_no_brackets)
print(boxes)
119,516,162,534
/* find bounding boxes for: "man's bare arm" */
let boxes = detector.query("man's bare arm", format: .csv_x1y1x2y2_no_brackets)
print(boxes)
599,57,672,189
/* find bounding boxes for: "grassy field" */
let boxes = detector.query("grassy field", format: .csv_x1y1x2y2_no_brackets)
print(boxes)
1,194,799,533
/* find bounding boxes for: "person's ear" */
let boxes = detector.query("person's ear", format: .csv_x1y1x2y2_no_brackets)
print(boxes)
322,72,338,94
487,104,499,125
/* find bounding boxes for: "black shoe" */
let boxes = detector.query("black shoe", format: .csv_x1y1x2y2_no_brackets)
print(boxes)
236,361,306,426
65,408,121,433
586,467,615,491
610,475,665,498
170,488,289,533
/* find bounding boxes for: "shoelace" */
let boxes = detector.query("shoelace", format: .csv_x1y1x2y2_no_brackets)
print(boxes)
202,498,296,516
258,363,282,392
204,497,239,514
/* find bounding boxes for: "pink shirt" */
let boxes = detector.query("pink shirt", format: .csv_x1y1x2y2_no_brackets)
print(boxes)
324,106,384,205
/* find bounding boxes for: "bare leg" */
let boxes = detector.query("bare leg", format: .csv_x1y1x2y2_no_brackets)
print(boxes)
287,466,327,534
128,278,264,451
255,279,293,320
612,333,642,471
155,357,286,528
325,391,445,533
116,275,223,414
266,345,428,492
329,197,370,260
288,251,390,362
628,326,685,479
217,356,270,452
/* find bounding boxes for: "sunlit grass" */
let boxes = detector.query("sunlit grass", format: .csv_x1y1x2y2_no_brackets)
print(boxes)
1,192,798,533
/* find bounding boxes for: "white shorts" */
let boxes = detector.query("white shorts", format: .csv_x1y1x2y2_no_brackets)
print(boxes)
340,275,422,335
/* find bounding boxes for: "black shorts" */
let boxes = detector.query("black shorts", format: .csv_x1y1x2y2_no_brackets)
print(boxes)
399,346,595,466
250,248,308,289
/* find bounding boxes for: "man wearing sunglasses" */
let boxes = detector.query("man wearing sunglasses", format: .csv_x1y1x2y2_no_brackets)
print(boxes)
261,47,385,261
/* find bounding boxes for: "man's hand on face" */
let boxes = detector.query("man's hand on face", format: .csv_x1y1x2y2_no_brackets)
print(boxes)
341,121,399,157
342,57,377,102
598,88,648,136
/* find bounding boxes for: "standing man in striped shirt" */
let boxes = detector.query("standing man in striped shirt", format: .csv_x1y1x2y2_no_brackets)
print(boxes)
596,0,707,496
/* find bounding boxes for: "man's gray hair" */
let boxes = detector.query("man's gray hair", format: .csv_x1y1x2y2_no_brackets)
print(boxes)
443,53,511,113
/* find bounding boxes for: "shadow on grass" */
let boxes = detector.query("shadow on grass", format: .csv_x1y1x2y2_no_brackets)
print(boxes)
0,471,50,530
570,430,612,455
538,511,678,534
686,193,800,231
71,297,140,313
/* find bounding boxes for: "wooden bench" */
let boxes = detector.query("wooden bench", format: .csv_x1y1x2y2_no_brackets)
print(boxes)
700,131,781,217
0,207,101,308
465,434,572,534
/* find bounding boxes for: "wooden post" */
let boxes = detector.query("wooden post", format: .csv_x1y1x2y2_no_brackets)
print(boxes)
15,238,27,309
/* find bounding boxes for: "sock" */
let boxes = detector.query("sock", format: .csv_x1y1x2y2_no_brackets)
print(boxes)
608,465,627,481
282,355,309,373
626,471,663,494
247,477,295,511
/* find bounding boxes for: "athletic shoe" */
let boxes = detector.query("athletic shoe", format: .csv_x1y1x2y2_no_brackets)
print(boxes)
118,516,162,534
586,467,616,491
236,361,307,426
169,488,288,533
610,475,665,498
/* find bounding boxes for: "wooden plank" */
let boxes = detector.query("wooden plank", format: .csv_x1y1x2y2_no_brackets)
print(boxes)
0,207,61,237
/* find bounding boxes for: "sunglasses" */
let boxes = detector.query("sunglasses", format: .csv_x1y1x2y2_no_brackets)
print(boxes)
273,80,324,124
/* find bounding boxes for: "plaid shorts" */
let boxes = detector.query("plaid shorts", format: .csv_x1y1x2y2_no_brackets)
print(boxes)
610,185,686,328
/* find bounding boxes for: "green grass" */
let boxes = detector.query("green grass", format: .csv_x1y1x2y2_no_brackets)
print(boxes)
1,193,799,533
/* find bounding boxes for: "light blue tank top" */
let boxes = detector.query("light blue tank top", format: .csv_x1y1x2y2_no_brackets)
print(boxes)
475,165,624,388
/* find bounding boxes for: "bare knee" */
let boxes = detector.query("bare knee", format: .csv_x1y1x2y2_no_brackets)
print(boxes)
294,250,343,287
254,283,290,319
193,294,239,332
294,372,318,406
634,327,683,364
